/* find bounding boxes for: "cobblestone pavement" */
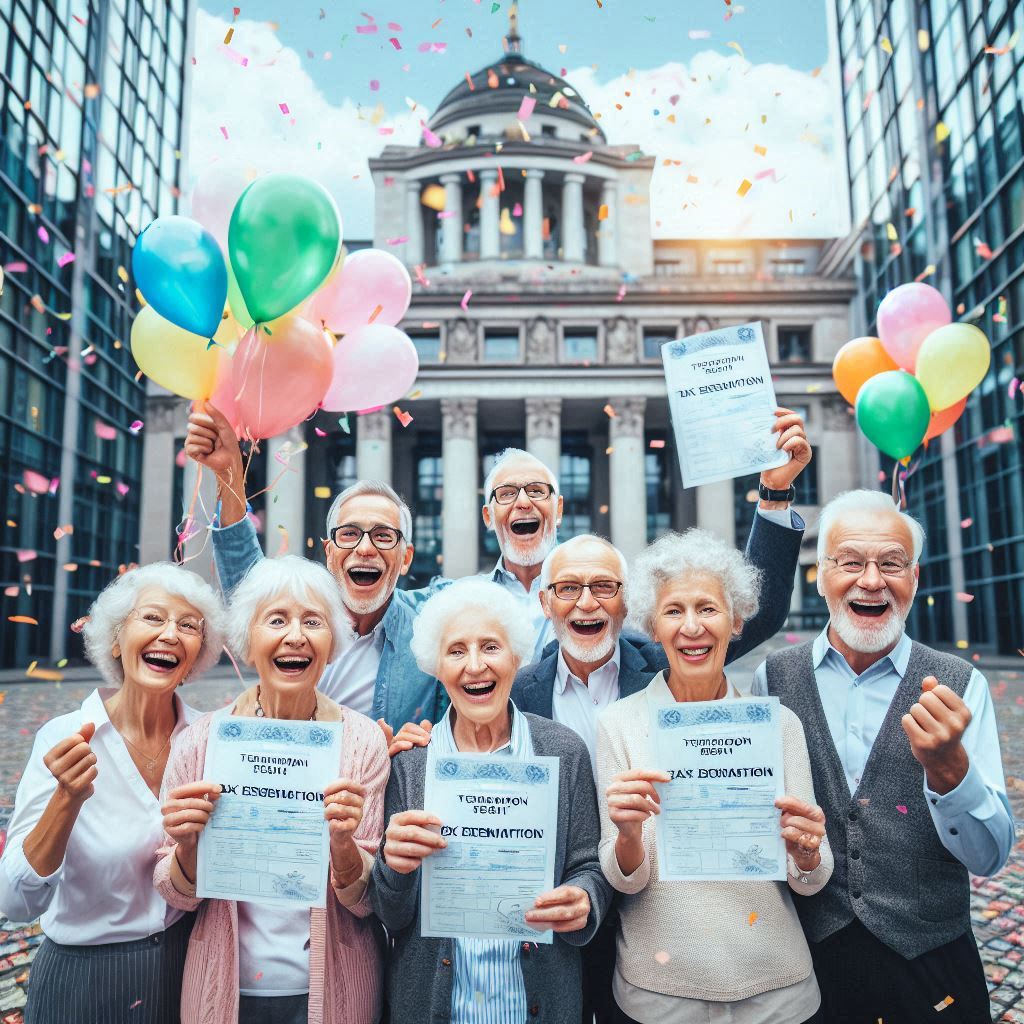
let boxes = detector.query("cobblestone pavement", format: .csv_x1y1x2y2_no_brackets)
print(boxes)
0,639,1022,1019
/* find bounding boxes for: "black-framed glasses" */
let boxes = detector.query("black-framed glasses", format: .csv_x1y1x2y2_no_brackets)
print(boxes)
489,481,555,505
329,524,404,550
547,580,623,601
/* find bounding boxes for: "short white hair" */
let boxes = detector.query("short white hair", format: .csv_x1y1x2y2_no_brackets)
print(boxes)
82,563,227,687
626,530,761,637
483,448,559,503
409,579,535,675
226,556,351,664
325,480,413,544
539,534,628,590
816,489,925,563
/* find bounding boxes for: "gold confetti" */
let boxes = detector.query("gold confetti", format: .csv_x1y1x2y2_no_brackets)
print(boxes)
880,37,893,54
603,404,616,418
753,144,767,156
726,41,745,58
886,223,898,241
313,486,331,499
935,121,950,143
117,265,129,283
748,912,758,926
598,204,609,220
955,640,969,649
918,29,930,51
737,179,752,197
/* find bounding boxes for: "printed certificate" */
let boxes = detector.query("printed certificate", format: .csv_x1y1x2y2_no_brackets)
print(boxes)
197,715,343,908
650,698,786,882
661,321,789,487
420,750,559,943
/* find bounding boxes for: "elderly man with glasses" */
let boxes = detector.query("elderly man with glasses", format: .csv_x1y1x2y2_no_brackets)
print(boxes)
752,489,1013,1024
184,403,444,733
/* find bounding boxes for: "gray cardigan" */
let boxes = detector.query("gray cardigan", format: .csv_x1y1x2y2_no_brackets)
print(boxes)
369,713,612,1023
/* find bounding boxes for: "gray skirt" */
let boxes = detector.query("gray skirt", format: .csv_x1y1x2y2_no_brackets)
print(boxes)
24,913,193,1024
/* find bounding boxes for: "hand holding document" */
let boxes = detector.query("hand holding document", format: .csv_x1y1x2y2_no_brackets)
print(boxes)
420,750,560,943
662,321,789,488
197,714,344,907
649,697,786,882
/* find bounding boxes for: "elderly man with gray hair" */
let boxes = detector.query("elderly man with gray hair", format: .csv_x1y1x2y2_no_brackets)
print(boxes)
752,489,1014,1023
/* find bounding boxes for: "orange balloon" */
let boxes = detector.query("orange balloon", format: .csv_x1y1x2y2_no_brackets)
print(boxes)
924,396,967,442
832,336,899,405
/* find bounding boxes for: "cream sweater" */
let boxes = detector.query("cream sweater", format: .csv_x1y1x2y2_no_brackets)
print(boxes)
595,673,833,1003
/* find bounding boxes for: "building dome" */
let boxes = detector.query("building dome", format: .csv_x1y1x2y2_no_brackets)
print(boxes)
428,54,606,143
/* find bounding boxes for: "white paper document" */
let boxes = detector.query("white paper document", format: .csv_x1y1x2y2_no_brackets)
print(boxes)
650,698,785,882
420,750,559,943
197,714,343,908
661,321,789,487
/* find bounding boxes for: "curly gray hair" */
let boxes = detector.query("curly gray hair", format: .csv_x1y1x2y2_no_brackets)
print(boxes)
82,563,227,686
409,579,536,676
626,529,762,637
226,555,351,664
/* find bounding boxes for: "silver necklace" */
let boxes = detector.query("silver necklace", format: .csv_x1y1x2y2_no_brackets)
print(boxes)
255,685,317,720
120,730,172,772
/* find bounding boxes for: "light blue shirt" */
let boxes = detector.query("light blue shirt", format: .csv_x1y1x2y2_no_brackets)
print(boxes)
752,628,1014,877
486,559,554,662
431,702,533,1024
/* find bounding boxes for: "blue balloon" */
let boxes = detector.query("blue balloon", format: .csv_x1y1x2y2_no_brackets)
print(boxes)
132,216,227,338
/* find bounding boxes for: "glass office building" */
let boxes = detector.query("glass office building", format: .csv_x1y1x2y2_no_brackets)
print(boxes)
0,0,191,668
835,0,1024,652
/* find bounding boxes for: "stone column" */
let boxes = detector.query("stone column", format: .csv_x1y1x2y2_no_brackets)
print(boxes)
262,426,307,557
598,179,618,267
356,408,393,485
609,397,648,562
479,169,500,260
696,480,736,547
524,169,545,259
562,172,585,263
441,399,480,577
138,398,179,564
405,177,423,266
525,397,561,477
439,172,463,265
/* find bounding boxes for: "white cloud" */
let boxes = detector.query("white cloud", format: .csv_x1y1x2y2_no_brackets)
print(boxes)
565,51,850,238
187,10,427,239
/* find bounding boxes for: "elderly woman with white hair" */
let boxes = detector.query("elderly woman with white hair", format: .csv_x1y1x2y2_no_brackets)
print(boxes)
369,578,612,1024
154,555,389,1024
597,530,833,1024
0,563,225,1024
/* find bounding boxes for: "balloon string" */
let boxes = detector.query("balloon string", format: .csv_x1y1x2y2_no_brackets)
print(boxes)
220,642,247,690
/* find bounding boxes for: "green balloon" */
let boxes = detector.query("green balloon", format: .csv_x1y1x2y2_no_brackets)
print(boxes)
225,259,254,329
855,370,931,459
228,174,341,324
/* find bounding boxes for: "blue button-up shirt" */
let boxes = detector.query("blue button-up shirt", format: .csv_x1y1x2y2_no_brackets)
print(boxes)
752,628,1014,877
486,558,554,662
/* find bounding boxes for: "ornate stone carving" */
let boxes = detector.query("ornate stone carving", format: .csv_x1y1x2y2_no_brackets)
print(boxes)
446,319,478,364
525,317,557,364
525,398,562,441
608,397,646,439
441,398,478,441
357,408,392,441
681,315,719,338
605,317,636,364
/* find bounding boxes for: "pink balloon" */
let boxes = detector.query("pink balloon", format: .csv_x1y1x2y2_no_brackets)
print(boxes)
208,348,245,439
232,315,333,439
305,249,412,335
321,324,419,412
876,283,951,371
191,163,254,249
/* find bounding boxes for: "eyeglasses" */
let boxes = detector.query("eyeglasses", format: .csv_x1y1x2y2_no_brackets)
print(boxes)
823,552,913,578
547,580,623,601
329,524,404,551
131,608,204,636
489,482,555,505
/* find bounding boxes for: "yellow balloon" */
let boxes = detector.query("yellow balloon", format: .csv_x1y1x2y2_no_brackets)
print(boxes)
915,323,991,410
131,305,222,399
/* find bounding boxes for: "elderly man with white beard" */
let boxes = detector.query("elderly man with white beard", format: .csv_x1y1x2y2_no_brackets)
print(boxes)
752,490,1013,1024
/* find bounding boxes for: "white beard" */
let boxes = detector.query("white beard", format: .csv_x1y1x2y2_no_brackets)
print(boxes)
553,618,620,665
830,587,911,653
339,567,398,617
499,521,557,568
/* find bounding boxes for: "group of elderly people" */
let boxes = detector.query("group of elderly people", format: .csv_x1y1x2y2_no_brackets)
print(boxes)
0,399,1012,1024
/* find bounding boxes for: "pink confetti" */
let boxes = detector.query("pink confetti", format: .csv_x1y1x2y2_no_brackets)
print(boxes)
94,419,117,440
279,102,290,115
437,209,456,218
960,517,972,528
512,202,523,216
615,284,627,302
57,251,76,268
175,449,188,469
517,96,536,121
421,122,442,147
22,470,51,494
387,20,402,30
389,36,402,50
356,23,378,34
129,420,144,434
4,586,18,597
370,79,380,91
573,151,593,164
896,805,908,814
460,289,472,311
3,261,28,273
48,477,60,494
649,439,666,449
129,1000,143,1010
16,550,37,563
393,406,413,428
385,236,409,245
115,482,130,496
220,45,249,66
219,126,229,139
1009,377,1020,399
654,951,671,965
37,225,50,244
378,127,394,135
314,427,327,437
785,632,801,644
955,592,975,603
754,168,779,182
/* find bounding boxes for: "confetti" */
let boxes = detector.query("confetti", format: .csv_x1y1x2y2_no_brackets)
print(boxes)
421,123,442,148
955,640,969,649
129,419,144,434
747,912,758,926
785,633,801,644
1010,378,1020,399
603,404,616,418
955,592,974,603
314,486,331,498
935,121,950,143
460,289,472,311
934,996,954,1011
598,204,609,221
918,29,930,51
221,45,249,66
960,517,973,528
8,616,38,625
37,225,50,243
94,419,117,440
653,951,671,965
726,41,745,58
393,406,414,428
880,36,893,54
896,805,908,814
22,470,51,494
753,144,767,157
389,36,402,50
573,151,593,164
279,102,290,115
517,97,536,121
16,550,37,563
736,178,752,197
219,126,230,140
649,439,665,449
57,251,76,268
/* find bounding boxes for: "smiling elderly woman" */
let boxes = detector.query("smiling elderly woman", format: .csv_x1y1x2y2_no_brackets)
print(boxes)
153,556,390,1024
0,563,225,1024
369,579,611,1024
596,530,834,1024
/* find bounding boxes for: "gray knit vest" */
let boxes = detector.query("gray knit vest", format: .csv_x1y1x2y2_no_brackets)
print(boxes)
765,639,973,960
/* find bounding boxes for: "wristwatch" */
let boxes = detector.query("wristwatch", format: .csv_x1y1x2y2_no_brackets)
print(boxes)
758,483,796,503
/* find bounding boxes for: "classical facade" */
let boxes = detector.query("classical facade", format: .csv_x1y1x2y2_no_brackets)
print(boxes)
141,19,862,625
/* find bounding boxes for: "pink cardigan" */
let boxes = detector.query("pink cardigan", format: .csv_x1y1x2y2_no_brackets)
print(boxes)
154,703,388,1024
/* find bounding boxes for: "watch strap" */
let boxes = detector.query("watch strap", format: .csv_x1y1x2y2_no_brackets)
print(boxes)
758,483,796,502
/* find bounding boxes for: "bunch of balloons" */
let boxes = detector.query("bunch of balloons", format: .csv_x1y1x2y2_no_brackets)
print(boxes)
832,283,991,460
130,167,420,440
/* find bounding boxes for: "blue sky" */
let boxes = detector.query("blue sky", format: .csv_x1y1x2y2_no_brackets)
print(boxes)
190,1,848,238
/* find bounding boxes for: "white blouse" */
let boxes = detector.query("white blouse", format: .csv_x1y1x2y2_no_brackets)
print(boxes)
0,688,199,944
